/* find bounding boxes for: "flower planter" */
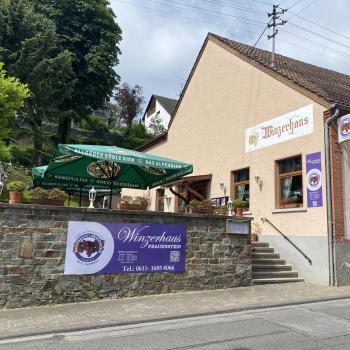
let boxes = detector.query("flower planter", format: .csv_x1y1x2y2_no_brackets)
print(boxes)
189,207,214,214
250,233,258,242
119,203,148,211
235,208,244,217
9,191,24,204
31,199,65,206
280,203,302,209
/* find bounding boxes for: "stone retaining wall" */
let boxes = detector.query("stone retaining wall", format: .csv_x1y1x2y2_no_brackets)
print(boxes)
0,204,252,309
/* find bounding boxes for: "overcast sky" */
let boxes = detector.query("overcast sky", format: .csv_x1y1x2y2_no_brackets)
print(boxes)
110,0,350,109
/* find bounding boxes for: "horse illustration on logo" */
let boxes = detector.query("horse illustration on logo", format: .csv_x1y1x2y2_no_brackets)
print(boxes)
308,172,320,187
340,118,350,137
73,232,104,263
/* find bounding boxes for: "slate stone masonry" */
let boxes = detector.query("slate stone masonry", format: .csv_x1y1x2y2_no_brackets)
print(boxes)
0,203,252,309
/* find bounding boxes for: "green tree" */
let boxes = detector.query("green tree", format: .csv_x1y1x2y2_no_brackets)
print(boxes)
0,63,29,161
32,0,123,143
0,0,75,165
148,113,166,136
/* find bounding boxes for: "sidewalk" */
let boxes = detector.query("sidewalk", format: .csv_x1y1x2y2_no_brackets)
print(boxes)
1,282,350,340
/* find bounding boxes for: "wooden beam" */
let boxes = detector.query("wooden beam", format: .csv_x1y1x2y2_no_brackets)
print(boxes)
187,184,204,201
169,187,189,205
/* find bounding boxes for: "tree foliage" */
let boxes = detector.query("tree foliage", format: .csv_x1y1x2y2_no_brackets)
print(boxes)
0,62,29,138
31,0,123,143
148,113,166,136
115,83,145,135
0,62,29,161
0,0,75,164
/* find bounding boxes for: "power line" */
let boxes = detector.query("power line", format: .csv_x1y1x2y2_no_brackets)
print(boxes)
199,0,267,15
152,0,267,25
286,0,305,10
254,18,272,47
288,22,350,52
281,28,350,59
279,36,350,70
116,0,350,75
116,0,265,29
287,11,350,41
286,0,318,21
212,0,274,6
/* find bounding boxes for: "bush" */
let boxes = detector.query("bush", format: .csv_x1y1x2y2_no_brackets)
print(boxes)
29,187,68,201
6,181,26,192
189,199,213,210
29,187,48,199
47,188,68,201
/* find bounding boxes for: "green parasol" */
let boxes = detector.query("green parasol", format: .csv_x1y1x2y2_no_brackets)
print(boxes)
42,144,193,208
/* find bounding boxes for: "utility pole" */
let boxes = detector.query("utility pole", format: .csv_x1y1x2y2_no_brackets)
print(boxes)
268,5,286,68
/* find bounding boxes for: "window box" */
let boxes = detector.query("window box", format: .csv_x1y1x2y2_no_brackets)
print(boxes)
119,203,148,211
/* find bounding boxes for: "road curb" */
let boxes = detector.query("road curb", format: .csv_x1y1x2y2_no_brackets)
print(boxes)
1,294,350,341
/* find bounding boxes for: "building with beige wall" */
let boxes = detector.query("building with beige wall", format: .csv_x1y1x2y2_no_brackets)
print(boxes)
125,33,350,286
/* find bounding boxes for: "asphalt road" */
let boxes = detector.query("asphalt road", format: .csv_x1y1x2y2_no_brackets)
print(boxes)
2,298,350,350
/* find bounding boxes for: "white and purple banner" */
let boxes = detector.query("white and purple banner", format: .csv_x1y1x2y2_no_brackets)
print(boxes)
306,152,323,208
338,114,350,144
64,221,186,275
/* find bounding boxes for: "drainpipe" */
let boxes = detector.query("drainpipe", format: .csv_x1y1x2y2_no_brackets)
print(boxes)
325,106,339,286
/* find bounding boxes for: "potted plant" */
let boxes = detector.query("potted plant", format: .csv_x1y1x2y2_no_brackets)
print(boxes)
233,199,247,217
29,187,49,205
47,188,68,206
189,199,214,214
30,187,68,206
7,181,26,204
119,196,148,210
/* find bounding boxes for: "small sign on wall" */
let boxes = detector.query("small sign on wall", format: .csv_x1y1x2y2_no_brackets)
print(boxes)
64,221,186,275
338,114,350,144
306,152,323,207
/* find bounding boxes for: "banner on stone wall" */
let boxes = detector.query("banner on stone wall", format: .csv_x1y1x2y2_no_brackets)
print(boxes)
306,152,323,208
338,114,350,144
64,221,186,275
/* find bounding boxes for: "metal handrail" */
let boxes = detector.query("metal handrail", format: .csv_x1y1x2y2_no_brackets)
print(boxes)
261,217,312,265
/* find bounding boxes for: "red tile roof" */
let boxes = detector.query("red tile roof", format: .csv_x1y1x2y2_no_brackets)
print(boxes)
211,33,350,107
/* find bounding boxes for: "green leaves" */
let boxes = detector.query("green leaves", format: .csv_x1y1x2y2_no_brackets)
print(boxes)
0,62,29,140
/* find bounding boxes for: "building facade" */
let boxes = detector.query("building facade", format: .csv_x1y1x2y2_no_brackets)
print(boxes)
125,33,350,286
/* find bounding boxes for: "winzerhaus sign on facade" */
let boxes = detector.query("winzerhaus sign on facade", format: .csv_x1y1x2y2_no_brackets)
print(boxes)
245,104,314,153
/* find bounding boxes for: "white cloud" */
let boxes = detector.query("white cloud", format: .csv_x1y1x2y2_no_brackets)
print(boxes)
110,0,350,108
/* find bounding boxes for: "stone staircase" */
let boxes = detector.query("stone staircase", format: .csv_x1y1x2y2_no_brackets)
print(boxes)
252,241,304,284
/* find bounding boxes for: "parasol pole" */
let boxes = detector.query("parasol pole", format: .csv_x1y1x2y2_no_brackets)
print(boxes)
79,185,83,207
109,163,115,209
68,190,71,207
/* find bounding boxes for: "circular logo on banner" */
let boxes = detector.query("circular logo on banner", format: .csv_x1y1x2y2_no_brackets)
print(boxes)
306,169,322,191
340,117,350,137
72,223,114,273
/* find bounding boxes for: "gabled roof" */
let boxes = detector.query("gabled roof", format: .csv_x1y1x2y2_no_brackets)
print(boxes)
143,94,178,120
154,95,178,115
211,33,350,107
